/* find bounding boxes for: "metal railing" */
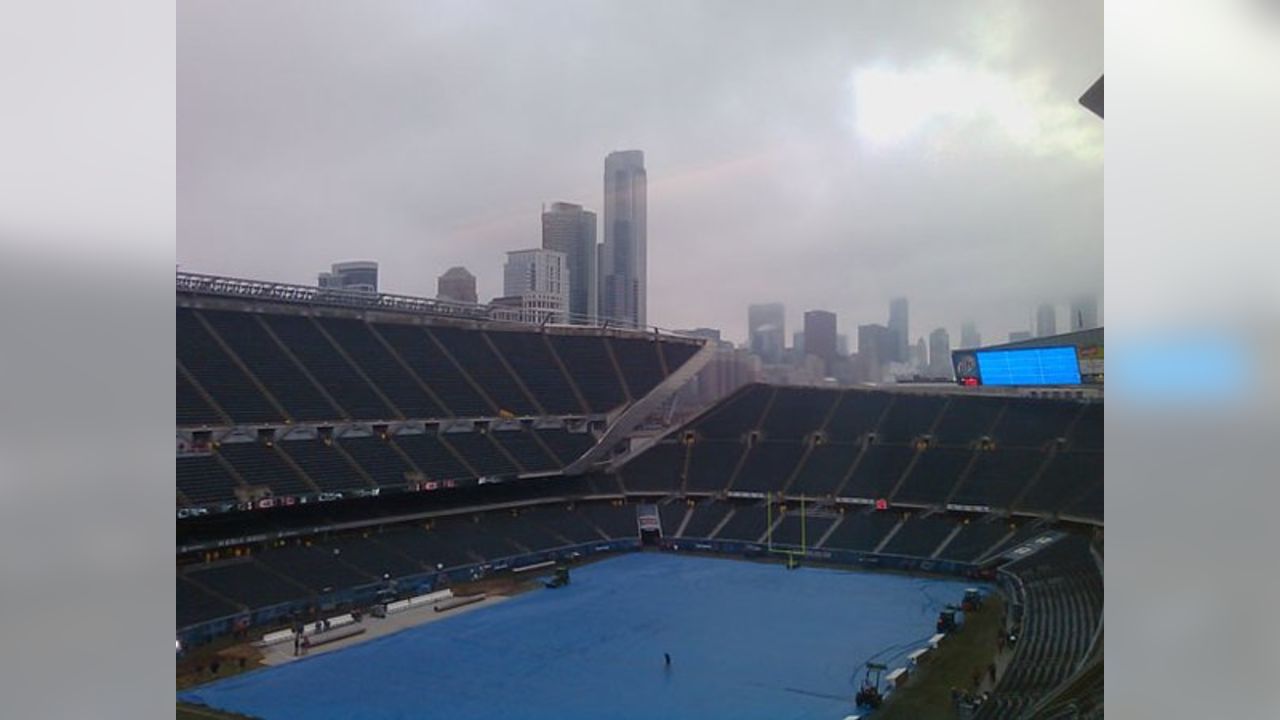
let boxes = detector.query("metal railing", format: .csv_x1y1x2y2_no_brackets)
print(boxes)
177,271,703,340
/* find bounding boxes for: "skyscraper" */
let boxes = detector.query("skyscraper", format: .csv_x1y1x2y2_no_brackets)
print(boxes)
928,328,952,378
748,303,786,365
497,249,569,324
318,261,378,293
1036,303,1058,337
913,337,928,370
437,266,477,304
856,323,894,383
542,202,597,323
599,150,647,328
888,297,909,363
1009,331,1033,342
960,321,982,350
1070,295,1100,331
803,310,838,374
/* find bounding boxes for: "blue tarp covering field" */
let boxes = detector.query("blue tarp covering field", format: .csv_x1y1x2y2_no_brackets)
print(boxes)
181,552,974,719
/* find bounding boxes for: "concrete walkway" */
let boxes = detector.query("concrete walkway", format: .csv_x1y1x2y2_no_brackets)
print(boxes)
259,594,511,666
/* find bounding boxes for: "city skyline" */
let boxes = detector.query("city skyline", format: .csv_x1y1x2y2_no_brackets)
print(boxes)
179,1,1101,347
297,246,1098,354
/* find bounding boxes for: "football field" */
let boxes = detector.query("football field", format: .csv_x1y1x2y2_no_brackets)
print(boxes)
180,552,975,719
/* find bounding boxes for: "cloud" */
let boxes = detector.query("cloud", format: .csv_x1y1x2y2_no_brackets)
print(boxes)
179,0,1102,345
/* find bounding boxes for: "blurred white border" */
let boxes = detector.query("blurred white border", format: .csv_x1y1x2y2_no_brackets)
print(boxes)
0,1,175,718
1107,0,1280,717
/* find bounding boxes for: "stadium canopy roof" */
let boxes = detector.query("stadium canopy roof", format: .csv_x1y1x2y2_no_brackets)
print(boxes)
979,327,1103,353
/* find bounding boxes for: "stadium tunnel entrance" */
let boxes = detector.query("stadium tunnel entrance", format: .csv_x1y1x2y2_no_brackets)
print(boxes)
637,504,663,546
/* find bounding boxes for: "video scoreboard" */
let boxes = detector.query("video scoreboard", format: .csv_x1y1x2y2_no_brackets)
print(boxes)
952,345,1096,387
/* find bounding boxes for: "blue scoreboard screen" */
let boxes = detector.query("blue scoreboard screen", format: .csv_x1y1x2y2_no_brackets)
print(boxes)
973,346,1082,386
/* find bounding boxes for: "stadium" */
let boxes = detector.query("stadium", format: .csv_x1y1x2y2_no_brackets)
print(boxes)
175,274,1103,719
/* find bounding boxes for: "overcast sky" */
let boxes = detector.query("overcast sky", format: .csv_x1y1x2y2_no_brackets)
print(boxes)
178,0,1101,346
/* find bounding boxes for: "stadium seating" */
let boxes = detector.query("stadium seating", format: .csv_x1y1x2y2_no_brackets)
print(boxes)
261,313,394,420
977,535,1102,719
178,576,241,626
840,444,914,500
788,443,860,497
440,431,519,477
389,433,474,482
480,510,573,553
1017,451,1102,516
684,441,746,493
608,337,667,401
429,327,540,416
584,473,624,496
578,502,638,539
949,448,1048,509
177,454,243,505
323,534,426,580
372,323,493,417
485,331,585,415
678,501,731,538
177,308,282,424
1069,403,1103,451
609,387,1098,509
491,428,561,473
656,502,688,537
200,309,344,422
436,515,525,561
1065,481,1103,522
177,494,1099,651
714,504,770,542
186,559,310,611
177,370,224,426
550,335,627,412
823,391,892,441
978,521,1052,563
892,447,973,505
759,388,839,440
178,299,704,432
934,517,1014,563
334,436,414,488
1030,658,1103,720
878,513,956,557
769,511,837,548
179,320,1105,714
931,395,1004,445
659,341,701,377
990,398,1080,447
621,441,686,493
877,394,947,443
276,438,371,492
819,510,899,552
317,317,446,419
534,428,598,466
691,384,772,439
218,441,313,497
374,525,475,570
729,442,805,494
256,543,375,593
523,505,606,545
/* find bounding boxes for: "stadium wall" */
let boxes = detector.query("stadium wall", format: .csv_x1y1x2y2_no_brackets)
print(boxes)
178,533,986,647
178,537,642,646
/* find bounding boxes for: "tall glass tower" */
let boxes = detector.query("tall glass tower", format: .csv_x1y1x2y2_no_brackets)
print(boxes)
599,150,647,328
